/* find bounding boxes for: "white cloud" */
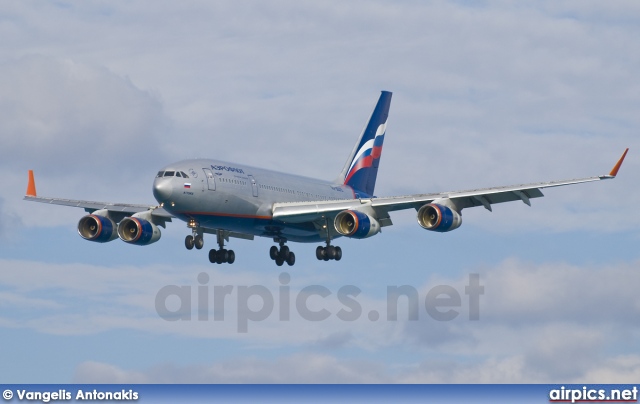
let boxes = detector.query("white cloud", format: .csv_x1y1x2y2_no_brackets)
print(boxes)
2,256,639,382
73,351,640,383
74,353,387,384
0,55,168,176
0,197,21,240
0,55,172,227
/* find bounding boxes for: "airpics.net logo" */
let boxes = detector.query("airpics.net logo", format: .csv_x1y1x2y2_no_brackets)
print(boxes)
549,386,638,403
154,273,484,332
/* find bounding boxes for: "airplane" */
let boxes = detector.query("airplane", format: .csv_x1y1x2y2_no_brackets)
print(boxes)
24,91,628,266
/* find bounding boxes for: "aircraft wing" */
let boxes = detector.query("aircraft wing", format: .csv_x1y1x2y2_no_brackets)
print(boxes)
23,171,173,226
272,149,628,225
24,195,174,226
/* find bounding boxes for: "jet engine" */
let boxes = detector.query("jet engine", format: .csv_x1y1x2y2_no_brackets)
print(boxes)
77,213,118,243
417,203,462,232
117,213,161,246
334,210,381,239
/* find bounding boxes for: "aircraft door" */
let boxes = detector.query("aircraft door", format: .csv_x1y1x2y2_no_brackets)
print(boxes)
248,175,258,197
202,168,216,191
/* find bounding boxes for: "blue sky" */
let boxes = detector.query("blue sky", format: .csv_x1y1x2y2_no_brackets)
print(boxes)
0,0,639,383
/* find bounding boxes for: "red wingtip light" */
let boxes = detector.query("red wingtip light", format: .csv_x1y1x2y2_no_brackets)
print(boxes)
609,148,629,177
26,170,37,197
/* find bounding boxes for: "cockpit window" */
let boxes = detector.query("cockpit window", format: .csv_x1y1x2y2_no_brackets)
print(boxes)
156,171,164,178
175,172,182,178
164,171,175,177
181,171,189,178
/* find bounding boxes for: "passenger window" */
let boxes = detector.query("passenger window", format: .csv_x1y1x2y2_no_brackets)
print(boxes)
156,171,164,178
164,171,175,177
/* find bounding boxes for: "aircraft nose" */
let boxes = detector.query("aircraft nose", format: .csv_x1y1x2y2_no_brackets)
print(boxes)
153,179,173,202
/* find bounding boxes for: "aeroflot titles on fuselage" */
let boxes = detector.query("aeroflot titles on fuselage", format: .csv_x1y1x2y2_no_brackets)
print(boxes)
211,165,245,174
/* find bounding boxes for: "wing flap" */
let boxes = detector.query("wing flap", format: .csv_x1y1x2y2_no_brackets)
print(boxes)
272,199,366,223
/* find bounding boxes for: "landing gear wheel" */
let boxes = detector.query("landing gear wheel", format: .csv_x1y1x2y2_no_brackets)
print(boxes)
334,246,342,261
327,246,336,260
194,235,204,250
286,252,295,266
185,235,195,250
227,250,235,264
209,248,235,264
316,245,342,261
323,247,330,261
219,249,229,263
208,230,236,265
280,245,290,257
271,240,294,266
270,246,279,260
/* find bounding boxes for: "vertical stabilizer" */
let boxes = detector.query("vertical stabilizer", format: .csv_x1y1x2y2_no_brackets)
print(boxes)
338,91,392,196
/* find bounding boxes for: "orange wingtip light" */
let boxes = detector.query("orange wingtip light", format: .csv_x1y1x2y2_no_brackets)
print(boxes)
609,148,629,177
26,170,37,197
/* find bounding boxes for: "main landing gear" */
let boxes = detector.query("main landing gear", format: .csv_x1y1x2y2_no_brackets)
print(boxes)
209,230,235,265
270,238,295,266
316,223,342,261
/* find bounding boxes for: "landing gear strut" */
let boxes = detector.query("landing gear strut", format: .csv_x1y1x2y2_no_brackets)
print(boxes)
270,238,295,266
209,230,235,265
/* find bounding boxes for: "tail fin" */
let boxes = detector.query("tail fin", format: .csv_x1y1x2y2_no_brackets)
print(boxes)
338,91,392,196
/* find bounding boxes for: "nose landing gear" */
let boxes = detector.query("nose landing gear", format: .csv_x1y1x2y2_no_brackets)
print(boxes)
185,234,204,250
185,219,204,250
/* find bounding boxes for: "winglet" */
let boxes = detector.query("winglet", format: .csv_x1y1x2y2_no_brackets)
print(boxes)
26,170,37,197
609,148,629,177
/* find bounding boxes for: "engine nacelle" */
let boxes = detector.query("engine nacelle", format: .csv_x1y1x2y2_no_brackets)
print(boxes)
417,203,462,232
117,215,161,246
334,210,381,239
77,214,118,243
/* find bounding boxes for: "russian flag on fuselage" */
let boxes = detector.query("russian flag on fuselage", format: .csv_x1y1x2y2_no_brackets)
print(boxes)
342,91,392,197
